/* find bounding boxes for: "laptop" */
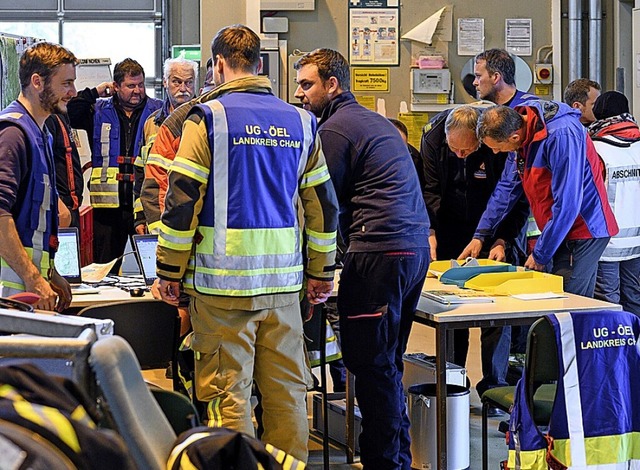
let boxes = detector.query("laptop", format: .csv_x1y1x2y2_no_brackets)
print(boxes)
132,234,159,286
55,228,100,295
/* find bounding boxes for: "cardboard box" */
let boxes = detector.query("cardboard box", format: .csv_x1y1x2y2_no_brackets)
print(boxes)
312,392,361,453
402,353,467,391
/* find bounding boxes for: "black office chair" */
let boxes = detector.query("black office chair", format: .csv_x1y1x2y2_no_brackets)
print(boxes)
148,385,201,436
481,317,557,470
78,299,180,371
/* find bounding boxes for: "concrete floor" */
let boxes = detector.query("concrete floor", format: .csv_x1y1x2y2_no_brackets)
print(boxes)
306,323,509,470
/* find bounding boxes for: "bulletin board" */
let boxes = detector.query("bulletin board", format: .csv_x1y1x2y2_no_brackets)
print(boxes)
75,58,112,91
0,33,39,108
348,0,400,66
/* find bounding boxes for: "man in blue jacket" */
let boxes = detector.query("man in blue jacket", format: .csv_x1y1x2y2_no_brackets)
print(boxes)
473,48,538,107
294,49,430,470
462,101,619,297
68,59,162,269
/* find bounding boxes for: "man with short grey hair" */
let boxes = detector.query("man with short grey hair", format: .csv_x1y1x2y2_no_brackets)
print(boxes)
134,56,198,233
462,101,618,297
420,105,529,405
472,48,540,361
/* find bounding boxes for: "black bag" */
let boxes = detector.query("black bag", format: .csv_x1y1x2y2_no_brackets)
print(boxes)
0,363,135,470
167,426,305,470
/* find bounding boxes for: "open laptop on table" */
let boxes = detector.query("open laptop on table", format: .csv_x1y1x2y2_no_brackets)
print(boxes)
55,228,100,295
131,234,158,287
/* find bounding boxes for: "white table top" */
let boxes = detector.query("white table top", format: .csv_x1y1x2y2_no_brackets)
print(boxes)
416,277,621,324
70,286,153,309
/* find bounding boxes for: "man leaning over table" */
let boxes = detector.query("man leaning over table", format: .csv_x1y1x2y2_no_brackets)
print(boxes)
294,48,430,470
461,101,618,297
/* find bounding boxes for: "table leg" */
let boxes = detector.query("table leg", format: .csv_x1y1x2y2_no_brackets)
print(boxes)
346,370,356,463
435,325,448,470
445,328,455,362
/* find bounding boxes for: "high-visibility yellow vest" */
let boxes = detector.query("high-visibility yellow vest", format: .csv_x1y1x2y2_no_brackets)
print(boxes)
167,93,330,296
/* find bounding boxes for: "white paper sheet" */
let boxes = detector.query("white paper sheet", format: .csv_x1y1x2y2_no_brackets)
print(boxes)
401,6,446,45
511,292,568,301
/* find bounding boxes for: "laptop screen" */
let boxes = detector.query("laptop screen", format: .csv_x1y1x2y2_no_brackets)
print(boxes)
55,228,82,284
132,234,158,286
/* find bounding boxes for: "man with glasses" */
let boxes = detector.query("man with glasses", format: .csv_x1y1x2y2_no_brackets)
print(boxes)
420,106,529,405
68,58,162,271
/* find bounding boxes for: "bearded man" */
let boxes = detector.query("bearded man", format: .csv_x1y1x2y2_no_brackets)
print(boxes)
0,41,77,311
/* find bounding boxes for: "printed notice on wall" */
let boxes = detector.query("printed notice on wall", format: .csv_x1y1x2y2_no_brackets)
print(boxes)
397,112,430,149
457,18,484,56
505,18,532,56
76,58,112,91
355,95,377,111
349,2,400,65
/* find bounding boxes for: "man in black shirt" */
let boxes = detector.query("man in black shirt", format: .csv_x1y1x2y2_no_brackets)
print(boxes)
420,105,529,400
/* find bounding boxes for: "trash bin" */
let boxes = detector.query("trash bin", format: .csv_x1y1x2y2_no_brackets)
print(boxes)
407,383,470,470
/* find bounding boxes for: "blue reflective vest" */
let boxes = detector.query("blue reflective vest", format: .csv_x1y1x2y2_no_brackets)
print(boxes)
0,101,58,295
89,97,162,207
191,92,319,296
506,310,640,469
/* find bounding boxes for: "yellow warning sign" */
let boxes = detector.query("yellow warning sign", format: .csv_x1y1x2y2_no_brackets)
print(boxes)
352,68,390,92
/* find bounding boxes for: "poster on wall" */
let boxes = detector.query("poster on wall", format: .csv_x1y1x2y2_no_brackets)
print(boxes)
457,18,484,56
505,19,532,56
349,0,400,66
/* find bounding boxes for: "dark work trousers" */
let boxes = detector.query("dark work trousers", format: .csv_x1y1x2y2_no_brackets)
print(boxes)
338,248,429,470
551,237,610,297
93,206,135,273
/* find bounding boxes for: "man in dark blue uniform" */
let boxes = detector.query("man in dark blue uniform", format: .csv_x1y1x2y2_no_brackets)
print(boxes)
294,49,430,470
68,59,162,270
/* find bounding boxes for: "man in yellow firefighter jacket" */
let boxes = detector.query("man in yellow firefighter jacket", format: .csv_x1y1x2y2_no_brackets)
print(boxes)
156,25,338,463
